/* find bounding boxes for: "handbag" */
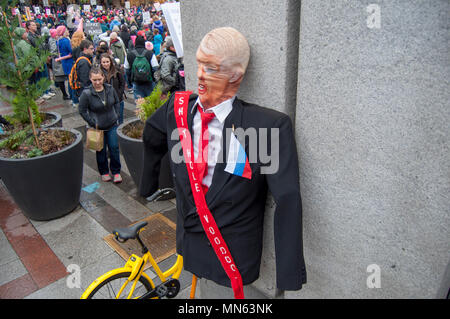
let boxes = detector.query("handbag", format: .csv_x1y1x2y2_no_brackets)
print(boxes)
86,126,104,151
52,58,65,77
52,40,65,77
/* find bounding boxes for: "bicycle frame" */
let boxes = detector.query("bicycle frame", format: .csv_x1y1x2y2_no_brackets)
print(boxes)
81,253,183,299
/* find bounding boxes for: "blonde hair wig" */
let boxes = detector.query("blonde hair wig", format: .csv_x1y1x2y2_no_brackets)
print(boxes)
198,27,250,80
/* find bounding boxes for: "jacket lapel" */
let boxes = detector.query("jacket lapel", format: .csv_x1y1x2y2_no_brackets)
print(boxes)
205,98,244,205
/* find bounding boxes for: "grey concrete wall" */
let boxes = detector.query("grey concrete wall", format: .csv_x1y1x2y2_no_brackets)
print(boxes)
180,0,450,298
293,0,450,298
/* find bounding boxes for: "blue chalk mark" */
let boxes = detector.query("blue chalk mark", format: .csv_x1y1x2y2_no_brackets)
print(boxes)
82,182,100,193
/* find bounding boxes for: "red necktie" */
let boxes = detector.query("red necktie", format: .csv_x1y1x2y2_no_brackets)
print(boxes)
196,105,215,193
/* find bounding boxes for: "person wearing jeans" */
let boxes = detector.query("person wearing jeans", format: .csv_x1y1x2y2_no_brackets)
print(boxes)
132,82,155,100
96,126,121,178
79,67,122,183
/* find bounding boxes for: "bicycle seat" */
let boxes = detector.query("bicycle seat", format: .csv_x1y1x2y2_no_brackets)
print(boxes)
113,221,148,242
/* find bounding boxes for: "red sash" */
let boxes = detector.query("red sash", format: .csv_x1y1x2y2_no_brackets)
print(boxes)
174,91,244,299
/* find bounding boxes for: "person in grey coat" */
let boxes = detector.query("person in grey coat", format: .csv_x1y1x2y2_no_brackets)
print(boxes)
159,37,179,95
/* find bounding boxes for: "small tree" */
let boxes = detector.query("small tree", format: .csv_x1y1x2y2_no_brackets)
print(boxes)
122,83,170,139
135,83,170,123
0,0,51,150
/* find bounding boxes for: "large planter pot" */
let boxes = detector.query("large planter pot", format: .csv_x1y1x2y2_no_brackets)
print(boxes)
117,118,174,196
41,111,62,128
0,128,84,221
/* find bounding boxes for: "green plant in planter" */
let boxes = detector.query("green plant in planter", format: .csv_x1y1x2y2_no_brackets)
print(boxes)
127,83,170,139
135,83,170,123
0,0,51,154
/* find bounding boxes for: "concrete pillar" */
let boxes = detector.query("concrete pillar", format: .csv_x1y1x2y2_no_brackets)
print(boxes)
293,0,450,298
180,0,301,298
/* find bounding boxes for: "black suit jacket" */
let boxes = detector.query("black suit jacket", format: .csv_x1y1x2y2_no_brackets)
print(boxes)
140,94,306,290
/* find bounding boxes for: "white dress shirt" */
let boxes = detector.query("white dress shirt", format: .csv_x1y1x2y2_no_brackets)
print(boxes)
191,97,235,187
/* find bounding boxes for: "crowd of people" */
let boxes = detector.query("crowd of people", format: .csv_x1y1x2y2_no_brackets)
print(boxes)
11,2,185,183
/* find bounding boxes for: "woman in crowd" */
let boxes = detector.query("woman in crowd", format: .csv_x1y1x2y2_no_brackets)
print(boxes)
54,25,73,101
109,32,126,67
120,24,131,50
93,41,110,67
49,28,70,100
128,25,138,50
99,53,125,124
79,67,122,183
152,28,163,58
71,30,85,61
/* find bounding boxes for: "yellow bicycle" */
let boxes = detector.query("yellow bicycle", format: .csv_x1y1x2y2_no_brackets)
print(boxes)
81,188,183,299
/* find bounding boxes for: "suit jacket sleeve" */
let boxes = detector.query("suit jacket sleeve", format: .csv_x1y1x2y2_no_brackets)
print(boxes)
139,95,173,198
265,114,307,290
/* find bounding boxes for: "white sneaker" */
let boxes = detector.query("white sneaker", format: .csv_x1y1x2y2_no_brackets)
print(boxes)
47,92,56,97
42,93,52,99
101,174,111,182
113,174,122,184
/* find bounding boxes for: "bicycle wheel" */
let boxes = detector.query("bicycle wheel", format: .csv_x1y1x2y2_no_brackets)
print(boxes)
84,271,154,299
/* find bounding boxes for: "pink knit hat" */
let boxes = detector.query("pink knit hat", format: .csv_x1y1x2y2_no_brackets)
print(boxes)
49,29,58,39
56,25,66,37
145,41,154,51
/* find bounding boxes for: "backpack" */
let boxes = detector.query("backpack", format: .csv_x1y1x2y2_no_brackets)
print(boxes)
131,50,152,83
69,56,92,90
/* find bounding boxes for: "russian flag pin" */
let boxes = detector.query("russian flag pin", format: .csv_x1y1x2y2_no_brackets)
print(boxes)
224,128,252,179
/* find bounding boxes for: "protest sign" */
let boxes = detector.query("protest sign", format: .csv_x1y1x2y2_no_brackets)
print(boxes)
84,21,103,36
143,11,151,25
161,2,183,57
25,7,32,20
